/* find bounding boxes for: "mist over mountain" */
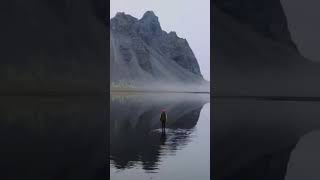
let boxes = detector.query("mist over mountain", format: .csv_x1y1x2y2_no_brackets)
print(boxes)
213,0,320,97
110,11,209,92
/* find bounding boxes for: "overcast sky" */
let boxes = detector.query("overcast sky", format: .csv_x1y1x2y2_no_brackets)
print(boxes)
281,0,320,62
110,0,210,81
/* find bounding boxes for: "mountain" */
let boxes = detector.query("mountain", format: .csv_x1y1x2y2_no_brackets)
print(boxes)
213,1,320,97
110,11,208,92
215,0,297,51
0,0,107,94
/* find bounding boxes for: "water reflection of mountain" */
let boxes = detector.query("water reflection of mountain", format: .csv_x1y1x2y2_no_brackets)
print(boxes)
0,97,107,180
110,93,209,172
213,99,320,180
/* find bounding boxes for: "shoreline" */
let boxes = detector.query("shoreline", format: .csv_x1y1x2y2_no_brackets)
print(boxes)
110,90,210,94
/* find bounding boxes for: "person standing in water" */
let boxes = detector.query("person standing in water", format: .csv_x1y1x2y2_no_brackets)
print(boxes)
160,109,167,133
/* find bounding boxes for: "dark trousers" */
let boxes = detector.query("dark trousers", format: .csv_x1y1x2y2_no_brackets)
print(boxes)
161,122,166,131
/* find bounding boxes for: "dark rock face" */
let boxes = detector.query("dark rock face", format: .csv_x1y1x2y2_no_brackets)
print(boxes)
111,12,138,33
161,31,202,75
137,11,163,44
0,0,107,94
215,0,298,50
110,11,204,86
213,5,320,97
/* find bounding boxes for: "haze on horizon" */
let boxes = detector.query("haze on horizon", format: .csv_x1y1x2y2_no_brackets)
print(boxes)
110,0,210,81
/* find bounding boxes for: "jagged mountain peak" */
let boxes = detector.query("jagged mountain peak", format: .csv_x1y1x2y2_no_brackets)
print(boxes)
112,11,158,23
141,11,157,19
114,12,137,20
138,11,162,36
111,12,138,32
110,11,207,91
112,12,138,24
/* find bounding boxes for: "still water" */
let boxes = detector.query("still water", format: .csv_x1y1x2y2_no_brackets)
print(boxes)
213,98,320,180
110,93,210,180
3,96,320,179
0,96,107,180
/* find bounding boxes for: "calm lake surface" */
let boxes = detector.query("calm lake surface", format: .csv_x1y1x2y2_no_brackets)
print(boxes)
0,96,108,180
110,93,210,180
2,96,320,179
213,98,320,180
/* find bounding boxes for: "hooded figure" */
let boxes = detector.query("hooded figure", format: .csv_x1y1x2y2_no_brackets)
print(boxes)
160,110,167,133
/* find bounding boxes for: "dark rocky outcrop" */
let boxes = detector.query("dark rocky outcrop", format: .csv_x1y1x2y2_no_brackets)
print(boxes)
213,2,320,97
215,0,297,51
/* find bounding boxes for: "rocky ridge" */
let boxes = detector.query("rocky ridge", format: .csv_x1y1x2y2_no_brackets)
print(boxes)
215,0,298,50
213,1,320,97
110,11,207,91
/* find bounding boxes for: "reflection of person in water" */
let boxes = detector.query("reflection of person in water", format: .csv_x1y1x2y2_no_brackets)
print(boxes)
160,109,167,133
160,132,167,145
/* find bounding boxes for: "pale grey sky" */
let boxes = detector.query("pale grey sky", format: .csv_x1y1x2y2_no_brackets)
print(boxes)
110,0,210,81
